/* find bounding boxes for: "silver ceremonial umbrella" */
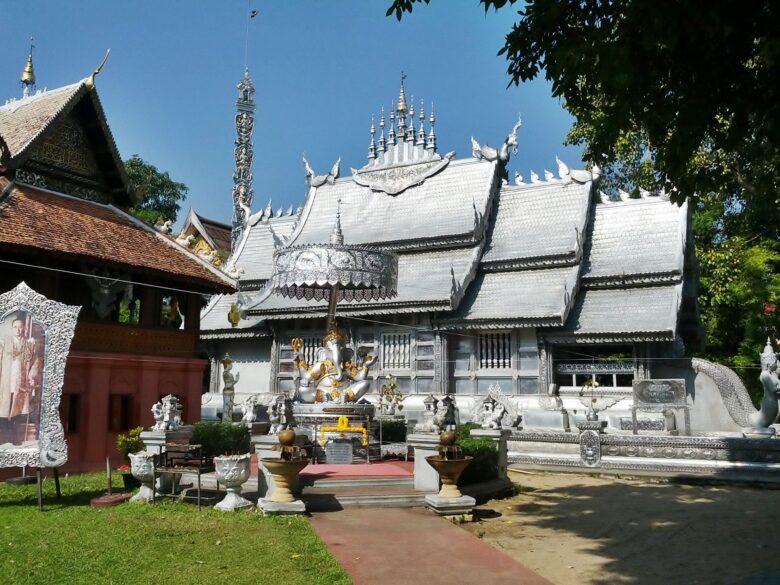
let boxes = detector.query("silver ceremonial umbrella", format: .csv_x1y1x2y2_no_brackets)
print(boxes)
269,205,398,326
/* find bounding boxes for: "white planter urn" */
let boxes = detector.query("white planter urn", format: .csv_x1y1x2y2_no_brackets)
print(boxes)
129,451,156,503
213,453,253,511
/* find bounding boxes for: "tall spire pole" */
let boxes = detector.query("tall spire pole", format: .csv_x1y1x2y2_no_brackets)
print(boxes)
231,7,259,253
231,68,256,252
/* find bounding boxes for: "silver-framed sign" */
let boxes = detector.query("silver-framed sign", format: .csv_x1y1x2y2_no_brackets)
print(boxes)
0,282,79,468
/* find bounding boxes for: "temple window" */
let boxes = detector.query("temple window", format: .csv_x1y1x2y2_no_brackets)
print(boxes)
108,394,132,432
60,394,81,434
159,293,187,329
553,346,634,389
117,297,141,324
450,329,540,394
381,332,412,369
478,332,512,369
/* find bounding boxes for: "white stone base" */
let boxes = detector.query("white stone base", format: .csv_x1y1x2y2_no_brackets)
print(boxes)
130,484,155,503
425,494,476,519
743,427,777,438
214,491,254,512
258,498,306,515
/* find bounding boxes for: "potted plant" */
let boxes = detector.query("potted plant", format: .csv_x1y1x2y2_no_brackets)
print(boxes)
193,422,253,511
116,426,144,490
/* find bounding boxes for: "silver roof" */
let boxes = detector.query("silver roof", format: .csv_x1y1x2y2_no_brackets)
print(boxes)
439,265,580,329
200,292,263,332
482,181,591,269
551,284,682,342
582,198,687,286
231,214,297,282
288,158,497,250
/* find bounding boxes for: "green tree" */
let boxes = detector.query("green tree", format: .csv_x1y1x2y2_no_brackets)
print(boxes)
388,1,780,398
124,155,188,225
388,1,780,210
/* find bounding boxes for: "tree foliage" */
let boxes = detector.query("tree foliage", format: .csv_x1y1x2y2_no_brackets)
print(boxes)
124,154,188,225
388,1,780,397
388,1,780,209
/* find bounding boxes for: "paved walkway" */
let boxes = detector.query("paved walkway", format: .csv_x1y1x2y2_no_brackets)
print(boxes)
310,507,553,585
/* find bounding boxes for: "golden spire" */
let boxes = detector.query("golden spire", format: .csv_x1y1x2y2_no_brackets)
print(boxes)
20,37,36,95
397,71,407,114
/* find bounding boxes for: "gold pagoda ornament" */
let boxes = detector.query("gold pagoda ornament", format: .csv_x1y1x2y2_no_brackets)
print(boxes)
20,38,36,96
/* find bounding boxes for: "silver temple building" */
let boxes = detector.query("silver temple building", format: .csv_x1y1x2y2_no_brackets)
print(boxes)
200,74,707,432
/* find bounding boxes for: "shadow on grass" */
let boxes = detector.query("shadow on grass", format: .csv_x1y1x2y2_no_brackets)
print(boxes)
0,485,107,509
499,478,780,585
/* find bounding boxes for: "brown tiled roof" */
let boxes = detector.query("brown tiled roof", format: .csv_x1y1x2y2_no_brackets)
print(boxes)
199,215,232,252
0,177,233,291
0,82,84,158
0,79,135,205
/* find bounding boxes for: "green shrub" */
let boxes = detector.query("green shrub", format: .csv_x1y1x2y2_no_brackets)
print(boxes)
115,426,144,460
377,419,407,442
458,437,498,485
455,423,480,442
192,422,250,458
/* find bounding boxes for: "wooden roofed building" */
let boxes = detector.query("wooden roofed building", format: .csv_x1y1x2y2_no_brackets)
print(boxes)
201,76,706,434
0,53,233,472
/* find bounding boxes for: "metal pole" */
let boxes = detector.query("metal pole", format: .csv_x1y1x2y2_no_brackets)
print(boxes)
326,283,340,329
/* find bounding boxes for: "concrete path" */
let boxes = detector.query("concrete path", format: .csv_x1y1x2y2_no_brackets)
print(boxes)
310,507,554,585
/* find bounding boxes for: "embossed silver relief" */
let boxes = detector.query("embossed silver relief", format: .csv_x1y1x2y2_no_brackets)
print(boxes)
231,69,256,252
351,153,454,196
271,244,398,301
0,283,79,469
579,430,602,467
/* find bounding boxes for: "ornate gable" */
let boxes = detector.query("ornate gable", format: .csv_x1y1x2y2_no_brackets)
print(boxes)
0,78,134,206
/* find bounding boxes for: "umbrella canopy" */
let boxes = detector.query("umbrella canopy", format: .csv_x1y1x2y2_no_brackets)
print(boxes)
270,243,398,301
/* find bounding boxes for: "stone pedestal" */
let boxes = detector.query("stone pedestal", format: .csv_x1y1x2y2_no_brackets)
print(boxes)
258,498,307,515
424,494,476,520
408,433,441,492
254,434,282,498
470,428,511,479
140,426,194,495
743,427,777,439
139,426,195,454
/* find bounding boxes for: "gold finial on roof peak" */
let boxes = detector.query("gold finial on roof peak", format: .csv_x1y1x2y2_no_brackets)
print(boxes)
20,37,36,93
397,71,407,114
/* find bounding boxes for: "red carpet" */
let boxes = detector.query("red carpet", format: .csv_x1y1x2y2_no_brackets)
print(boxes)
301,461,412,479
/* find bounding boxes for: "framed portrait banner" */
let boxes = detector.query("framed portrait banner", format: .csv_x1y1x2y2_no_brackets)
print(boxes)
0,282,79,468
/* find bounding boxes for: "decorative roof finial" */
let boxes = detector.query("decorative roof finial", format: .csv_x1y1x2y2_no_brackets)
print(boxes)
378,106,386,153
368,114,376,161
388,100,397,145
417,98,426,145
330,198,344,245
397,71,408,114
85,49,111,90
20,37,36,97
407,95,416,142
426,102,436,151
397,72,408,139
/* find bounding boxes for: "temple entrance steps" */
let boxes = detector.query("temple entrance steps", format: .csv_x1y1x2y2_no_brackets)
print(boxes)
176,459,434,510
299,461,432,510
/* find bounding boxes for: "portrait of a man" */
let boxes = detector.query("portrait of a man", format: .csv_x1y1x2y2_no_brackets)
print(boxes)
0,311,44,446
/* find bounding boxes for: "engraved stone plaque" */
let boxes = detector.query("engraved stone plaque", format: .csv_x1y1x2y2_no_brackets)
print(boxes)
0,283,79,468
633,379,686,406
325,439,354,465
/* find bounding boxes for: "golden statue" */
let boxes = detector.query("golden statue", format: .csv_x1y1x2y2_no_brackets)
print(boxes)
291,320,377,404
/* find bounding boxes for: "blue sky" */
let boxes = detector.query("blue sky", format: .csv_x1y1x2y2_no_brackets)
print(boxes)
1,1,583,227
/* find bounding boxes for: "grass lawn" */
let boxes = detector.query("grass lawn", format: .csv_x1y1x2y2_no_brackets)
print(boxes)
0,472,351,585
